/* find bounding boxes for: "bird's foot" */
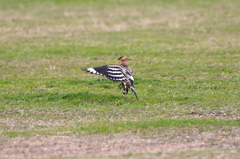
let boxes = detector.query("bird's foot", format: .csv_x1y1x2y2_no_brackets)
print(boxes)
123,89,129,94
118,83,123,90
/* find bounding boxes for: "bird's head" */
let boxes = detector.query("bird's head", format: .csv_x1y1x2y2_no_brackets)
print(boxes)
118,56,131,66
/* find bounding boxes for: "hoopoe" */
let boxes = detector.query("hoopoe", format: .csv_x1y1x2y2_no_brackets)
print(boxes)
82,56,139,100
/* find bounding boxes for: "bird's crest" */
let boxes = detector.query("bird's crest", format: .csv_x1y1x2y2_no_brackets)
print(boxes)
118,56,131,61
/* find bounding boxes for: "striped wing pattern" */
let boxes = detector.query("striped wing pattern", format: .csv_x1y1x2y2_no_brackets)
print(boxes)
83,64,138,100
86,65,127,82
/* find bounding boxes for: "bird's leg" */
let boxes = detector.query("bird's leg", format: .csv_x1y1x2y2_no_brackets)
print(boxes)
118,83,124,90
122,82,130,94
118,82,130,94
123,87,129,94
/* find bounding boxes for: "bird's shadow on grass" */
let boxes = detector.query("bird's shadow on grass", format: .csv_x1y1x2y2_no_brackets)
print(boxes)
54,92,124,102
4,91,126,103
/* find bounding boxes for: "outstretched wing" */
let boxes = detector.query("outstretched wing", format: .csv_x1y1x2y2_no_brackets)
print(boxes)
82,65,126,82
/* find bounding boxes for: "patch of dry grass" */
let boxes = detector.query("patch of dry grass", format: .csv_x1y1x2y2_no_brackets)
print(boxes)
1,104,239,135
0,128,239,159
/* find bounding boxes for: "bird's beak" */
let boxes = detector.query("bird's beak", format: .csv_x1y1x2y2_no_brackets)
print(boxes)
127,58,132,61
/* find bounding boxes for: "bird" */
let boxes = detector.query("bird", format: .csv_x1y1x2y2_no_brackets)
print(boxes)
82,56,139,100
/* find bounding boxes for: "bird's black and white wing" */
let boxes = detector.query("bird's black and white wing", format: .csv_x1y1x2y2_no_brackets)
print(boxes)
83,65,127,82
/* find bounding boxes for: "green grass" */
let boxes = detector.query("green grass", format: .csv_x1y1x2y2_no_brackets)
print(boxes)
3,119,239,137
0,0,240,158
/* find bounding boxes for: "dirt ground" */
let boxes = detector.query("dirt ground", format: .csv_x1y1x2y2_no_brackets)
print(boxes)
0,128,239,159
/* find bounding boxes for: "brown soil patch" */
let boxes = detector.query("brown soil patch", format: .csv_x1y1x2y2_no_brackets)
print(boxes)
0,128,239,159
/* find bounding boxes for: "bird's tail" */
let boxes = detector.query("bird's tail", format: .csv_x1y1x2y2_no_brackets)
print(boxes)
130,86,139,100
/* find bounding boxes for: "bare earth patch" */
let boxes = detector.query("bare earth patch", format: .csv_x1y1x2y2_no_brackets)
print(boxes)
0,128,239,159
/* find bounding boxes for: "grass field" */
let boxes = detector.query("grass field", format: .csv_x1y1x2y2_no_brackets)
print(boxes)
0,0,240,158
